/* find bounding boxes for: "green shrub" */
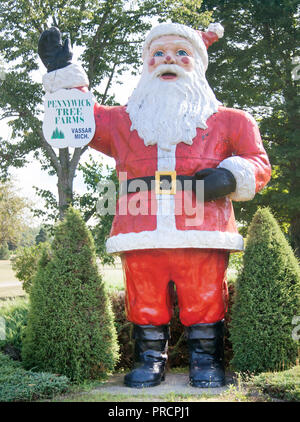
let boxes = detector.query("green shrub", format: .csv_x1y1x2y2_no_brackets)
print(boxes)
109,291,133,370
0,351,70,402
230,208,300,374
227,251,243,283
0,242,10,260
22,207,119,383
250,365,300,401
0,298,29,359
11,242,51,294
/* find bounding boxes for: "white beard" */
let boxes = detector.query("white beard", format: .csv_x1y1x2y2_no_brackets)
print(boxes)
126,57,221,151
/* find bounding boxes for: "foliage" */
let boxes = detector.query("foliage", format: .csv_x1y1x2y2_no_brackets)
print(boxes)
11,242,51,294
17,225,40,249
0,242,10,260
230,208,300,374
159,0,212,27
109,291,133,371
201,0,300,253
0,351,70,402
250,365,300,402
228,251,243,274
21,207,119,382
227,251,243,283
35,227,48,245
0,181,28,248
0,298,29,360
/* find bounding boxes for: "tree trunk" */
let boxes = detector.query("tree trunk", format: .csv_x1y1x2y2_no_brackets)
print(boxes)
57,173,73,220
57,148,73,220
56,146,88,220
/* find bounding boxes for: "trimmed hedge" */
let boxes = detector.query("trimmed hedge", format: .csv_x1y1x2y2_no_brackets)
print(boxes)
230,208,300,374
251,365,300,401
0,352,70,402
21,207,119,382
0,298,28,360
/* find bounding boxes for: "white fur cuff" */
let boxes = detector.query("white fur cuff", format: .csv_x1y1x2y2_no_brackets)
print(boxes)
218,156,256,201
207,23,224,38
42,63,89,93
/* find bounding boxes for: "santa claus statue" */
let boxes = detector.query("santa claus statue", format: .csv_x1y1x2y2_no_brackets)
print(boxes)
38,22,271,388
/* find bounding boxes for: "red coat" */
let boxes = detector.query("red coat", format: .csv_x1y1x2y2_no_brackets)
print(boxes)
89,104,271,254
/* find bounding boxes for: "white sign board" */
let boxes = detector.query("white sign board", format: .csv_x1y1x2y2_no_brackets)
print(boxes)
42,88,96,148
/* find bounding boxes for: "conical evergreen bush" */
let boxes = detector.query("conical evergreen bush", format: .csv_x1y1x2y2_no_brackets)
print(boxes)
230,208,300,374
22,207,119,382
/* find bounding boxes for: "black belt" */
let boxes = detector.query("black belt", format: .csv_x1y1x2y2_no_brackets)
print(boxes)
119,171,198,196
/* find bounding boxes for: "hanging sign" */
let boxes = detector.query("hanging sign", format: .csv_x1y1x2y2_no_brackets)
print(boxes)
42,88,96,148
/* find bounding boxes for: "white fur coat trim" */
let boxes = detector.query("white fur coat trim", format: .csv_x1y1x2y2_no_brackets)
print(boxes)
42,63,89,93
106,229,244,254
218,156,256,201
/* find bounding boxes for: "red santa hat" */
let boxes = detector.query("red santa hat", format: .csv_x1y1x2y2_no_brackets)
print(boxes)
142,22,224,71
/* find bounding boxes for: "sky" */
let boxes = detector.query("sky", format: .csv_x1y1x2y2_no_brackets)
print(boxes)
0,49,141,226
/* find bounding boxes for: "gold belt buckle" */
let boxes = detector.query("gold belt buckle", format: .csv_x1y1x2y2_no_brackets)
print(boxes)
155,171,177,195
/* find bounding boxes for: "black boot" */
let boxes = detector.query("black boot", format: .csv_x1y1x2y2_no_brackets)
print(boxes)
124,324,169,388
186,320,225,388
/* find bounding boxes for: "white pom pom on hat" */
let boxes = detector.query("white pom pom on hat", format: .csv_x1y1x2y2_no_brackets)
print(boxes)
142,22,224,71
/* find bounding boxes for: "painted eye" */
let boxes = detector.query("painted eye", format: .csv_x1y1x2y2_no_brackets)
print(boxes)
153,50,164,57
177,50,189,56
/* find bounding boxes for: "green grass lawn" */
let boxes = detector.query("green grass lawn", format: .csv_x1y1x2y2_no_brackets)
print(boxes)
0,261,19,284
99,262,124,291
0,260,24,298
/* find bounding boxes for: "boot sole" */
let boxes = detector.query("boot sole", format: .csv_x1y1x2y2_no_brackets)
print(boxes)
124,374,165,389
190,379,225,388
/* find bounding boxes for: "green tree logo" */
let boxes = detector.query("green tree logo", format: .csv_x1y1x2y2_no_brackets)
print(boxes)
51,127,65,139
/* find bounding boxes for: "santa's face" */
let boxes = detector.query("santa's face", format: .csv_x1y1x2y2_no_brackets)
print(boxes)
147,35,195,81
126,33,221,151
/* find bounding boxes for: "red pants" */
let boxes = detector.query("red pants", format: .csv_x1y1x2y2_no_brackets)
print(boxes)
121,248,229,326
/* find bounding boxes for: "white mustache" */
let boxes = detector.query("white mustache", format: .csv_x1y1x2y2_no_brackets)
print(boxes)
152,64,187,79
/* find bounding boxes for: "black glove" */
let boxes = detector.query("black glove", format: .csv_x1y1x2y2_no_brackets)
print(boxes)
38,27,73,73
193,168,236,202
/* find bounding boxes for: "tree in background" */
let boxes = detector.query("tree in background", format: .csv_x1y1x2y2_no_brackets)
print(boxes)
0,242,10,260
11,241,51,293
0,181,28,249
0,0,211,222
230,208,300,374
22,207,119,382
16,225,40,248
201,0,300,254
35,226,48,244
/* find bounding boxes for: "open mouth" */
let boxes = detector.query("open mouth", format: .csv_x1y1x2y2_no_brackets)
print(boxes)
160,72,177,80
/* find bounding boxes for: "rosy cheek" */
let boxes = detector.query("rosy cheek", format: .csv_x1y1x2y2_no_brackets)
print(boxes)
148,58,155,66
181,57,190,65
